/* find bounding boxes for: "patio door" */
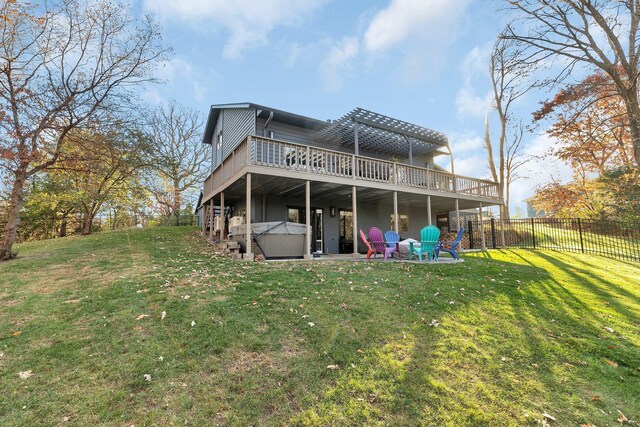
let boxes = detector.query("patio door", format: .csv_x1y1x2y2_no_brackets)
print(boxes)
287,207,324,253
313,208,323,253
338,209,353,254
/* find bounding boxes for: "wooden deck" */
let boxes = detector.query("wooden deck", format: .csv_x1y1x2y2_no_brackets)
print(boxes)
203,135,501,204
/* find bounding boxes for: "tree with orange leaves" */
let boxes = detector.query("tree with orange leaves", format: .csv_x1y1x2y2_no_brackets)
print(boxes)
0,0,168,260
530,70,639,221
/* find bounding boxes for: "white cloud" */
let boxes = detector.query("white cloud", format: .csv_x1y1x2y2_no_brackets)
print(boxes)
435,132,490,179
153,57,214,104
364,0,471,53
449,132,485,153
455,43,492,118
456,87,491,118
320,37,359,92
143,0,328,59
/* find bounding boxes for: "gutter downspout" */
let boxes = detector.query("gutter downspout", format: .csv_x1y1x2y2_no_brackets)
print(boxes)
263,111,274,137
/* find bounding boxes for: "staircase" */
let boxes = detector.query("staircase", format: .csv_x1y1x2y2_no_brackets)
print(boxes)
218,240,242,259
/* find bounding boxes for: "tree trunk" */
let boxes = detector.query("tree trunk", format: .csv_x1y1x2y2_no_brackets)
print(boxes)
82,212,95,235
173,183,182,226
0,167,28,260
503,183,511,221
623,94,640,168
58,216,68,237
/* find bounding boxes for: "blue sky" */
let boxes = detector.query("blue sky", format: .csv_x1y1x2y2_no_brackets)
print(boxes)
139,0,572,215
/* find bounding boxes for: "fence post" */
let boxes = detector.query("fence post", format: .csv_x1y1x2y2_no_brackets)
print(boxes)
531,218,536,249
468,220,474,249
490,218,497,249
577,218,585,254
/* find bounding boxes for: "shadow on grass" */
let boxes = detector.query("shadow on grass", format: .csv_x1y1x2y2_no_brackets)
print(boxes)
291,252,639,426
2,231,638,426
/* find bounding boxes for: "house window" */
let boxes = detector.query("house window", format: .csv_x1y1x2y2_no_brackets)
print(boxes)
268,130,274,139
390,214,409,233
339,209,353,240
288,208,301,223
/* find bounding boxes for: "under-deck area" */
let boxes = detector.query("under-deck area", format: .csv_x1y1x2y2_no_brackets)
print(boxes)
201,173,500,260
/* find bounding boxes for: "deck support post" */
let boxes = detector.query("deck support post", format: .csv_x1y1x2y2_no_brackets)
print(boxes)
201,204,206,236
455,199,461,232
393,191,399,232
352,186,358,257
244,173,253,261
427,195,432,225
220,191,225,239
305,180,312,259
479,202,486,250
209,198,214,241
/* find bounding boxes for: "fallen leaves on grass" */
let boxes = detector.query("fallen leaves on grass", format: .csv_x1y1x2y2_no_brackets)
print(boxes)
18,370,33,379
191,320,196,327
136,314,150,320
144,374,152,382
604,327,615,333
11,331,21,337
429,319,439,327
618,410,628,424
308,322,315,327
542,413,556,421
605,360,619,368
326,365,339,370
161,311,166,320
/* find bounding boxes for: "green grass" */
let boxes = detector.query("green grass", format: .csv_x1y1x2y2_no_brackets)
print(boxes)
1,227,638,426
503,222,639,260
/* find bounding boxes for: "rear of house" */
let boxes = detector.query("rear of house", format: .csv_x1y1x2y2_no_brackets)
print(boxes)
199,102,502,259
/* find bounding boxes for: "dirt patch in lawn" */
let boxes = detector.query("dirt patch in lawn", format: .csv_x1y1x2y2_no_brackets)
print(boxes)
227,351,279,374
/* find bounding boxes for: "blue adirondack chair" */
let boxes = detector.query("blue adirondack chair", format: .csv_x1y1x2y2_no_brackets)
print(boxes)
409,225,440,261
384,230,400,257
435,227,465,260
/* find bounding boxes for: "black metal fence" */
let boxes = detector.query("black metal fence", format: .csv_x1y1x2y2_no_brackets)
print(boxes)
467,218,640,262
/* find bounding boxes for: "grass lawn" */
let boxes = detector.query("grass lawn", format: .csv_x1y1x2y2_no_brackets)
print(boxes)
1,227,638,426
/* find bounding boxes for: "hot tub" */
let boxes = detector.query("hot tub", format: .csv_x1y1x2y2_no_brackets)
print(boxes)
229,221,307,259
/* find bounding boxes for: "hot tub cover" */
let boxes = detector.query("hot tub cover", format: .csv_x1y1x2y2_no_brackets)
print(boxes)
252,221,307,235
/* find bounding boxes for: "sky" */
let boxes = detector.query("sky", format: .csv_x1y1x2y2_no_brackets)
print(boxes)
138,0,574,216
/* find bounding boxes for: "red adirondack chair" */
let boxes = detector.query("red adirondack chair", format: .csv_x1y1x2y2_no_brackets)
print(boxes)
359,229,377,259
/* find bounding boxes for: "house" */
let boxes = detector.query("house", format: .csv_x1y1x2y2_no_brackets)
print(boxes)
200,102,501,259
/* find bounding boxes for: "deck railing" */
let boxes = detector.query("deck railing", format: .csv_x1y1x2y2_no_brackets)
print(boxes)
205,135,500,200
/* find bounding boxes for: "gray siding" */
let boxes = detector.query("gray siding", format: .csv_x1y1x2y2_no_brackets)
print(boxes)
222,108,255,160
256,118,317,145
212,108,255,171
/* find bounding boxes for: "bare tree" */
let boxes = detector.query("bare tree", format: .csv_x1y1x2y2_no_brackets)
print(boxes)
503,0,640,168
485,34,533,220
144,101,208,225
0,0,167,260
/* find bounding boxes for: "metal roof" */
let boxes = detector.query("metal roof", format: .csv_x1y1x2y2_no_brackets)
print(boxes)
315,108,448,157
